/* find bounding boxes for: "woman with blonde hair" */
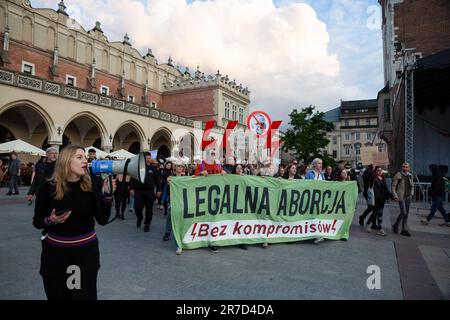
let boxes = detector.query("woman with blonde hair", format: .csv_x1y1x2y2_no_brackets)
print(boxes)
33,145,115,300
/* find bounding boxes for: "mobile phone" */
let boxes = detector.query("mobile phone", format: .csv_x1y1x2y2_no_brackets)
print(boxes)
55,209,69,216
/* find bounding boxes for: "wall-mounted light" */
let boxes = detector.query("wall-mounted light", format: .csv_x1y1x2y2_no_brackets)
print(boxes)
57,126,62,135
109,134,112,142
147,138,151,147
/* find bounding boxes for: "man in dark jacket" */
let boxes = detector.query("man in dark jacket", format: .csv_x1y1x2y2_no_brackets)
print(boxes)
130,153,161,232
6,152,21,195
421,164,450,226
27,147,58,203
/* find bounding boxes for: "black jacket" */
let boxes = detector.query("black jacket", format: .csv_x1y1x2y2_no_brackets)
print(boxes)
372,177,394,208
28,161,55,196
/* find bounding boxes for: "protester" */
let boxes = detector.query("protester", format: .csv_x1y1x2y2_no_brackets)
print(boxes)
359,164,374,226
223,156,236,174
392,162,414,236
367,166,397,236
27,147,58,203
233,164,245,176
87,148,97,163
284,164,300,180
162,161,184,254
129,153,161,232
6,152,21,195
160,161,173,215
305,158,325,181
193,149,225,253
113,173,130,220
324,166,333,181
33,145,115,300
333,160,345,181
336,169,349,181
305,158,326,244
297,164,307,179
421,164,450,226
273,165,285,178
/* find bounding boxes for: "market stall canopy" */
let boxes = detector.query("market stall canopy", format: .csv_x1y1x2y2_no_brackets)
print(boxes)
84,146,109,159
108,149,136,159
0,139,45,156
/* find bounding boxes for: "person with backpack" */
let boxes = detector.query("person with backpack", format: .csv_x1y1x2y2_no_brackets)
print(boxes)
421,165,450,226
392,162,414,236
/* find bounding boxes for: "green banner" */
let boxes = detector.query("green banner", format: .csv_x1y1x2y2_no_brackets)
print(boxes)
170,175,358,249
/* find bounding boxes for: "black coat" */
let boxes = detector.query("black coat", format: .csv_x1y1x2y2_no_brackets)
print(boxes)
372,177,394,208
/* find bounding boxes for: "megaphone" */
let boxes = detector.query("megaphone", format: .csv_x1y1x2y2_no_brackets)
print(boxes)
89,152,146,183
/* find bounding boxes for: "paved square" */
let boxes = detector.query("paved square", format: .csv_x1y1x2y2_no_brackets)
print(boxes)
1,188,448,300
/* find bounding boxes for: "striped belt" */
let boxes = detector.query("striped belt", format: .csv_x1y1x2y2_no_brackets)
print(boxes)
46,231,97,247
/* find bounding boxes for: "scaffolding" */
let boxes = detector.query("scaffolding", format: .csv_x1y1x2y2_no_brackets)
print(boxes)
402,49,417,171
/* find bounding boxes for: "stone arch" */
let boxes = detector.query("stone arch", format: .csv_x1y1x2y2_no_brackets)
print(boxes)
150,127,174,157
22,16,32,43
63,111,108,149
111,120,146,152
0,100,55,147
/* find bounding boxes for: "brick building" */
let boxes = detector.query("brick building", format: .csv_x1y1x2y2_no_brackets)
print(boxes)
378,0,450,176
0,0,250,159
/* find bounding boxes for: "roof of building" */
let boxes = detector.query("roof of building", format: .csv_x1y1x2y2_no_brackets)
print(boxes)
340,99,378,110
323,107,340,122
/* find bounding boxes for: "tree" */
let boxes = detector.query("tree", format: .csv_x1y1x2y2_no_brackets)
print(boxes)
281,106,335,166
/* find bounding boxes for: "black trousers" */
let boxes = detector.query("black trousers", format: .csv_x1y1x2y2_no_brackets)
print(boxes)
134,190,155,226
114,182,128,215
40,240,100,300
370,204,385,230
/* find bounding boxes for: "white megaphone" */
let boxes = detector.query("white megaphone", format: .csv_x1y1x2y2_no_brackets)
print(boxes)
89,153,146,183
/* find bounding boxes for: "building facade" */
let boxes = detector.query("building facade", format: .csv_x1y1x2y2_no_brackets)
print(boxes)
0,0,250,159
378,0,450,175
324,99,386,167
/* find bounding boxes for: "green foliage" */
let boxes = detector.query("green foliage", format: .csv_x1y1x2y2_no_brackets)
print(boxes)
281,106,335,164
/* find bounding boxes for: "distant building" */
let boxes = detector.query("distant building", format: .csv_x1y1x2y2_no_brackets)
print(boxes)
0,0,250,160
324,99,386,167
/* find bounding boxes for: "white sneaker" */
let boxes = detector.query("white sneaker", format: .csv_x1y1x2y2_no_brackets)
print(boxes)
314,237,324,244
420,219,429,225
175,247,182,255
366,225,372,232
262,243,268,248
377,229,387,236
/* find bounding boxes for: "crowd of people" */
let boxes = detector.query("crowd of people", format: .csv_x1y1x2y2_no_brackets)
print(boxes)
0,145,448,300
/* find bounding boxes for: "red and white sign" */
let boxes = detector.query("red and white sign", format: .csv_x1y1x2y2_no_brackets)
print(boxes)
247,111,271,137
